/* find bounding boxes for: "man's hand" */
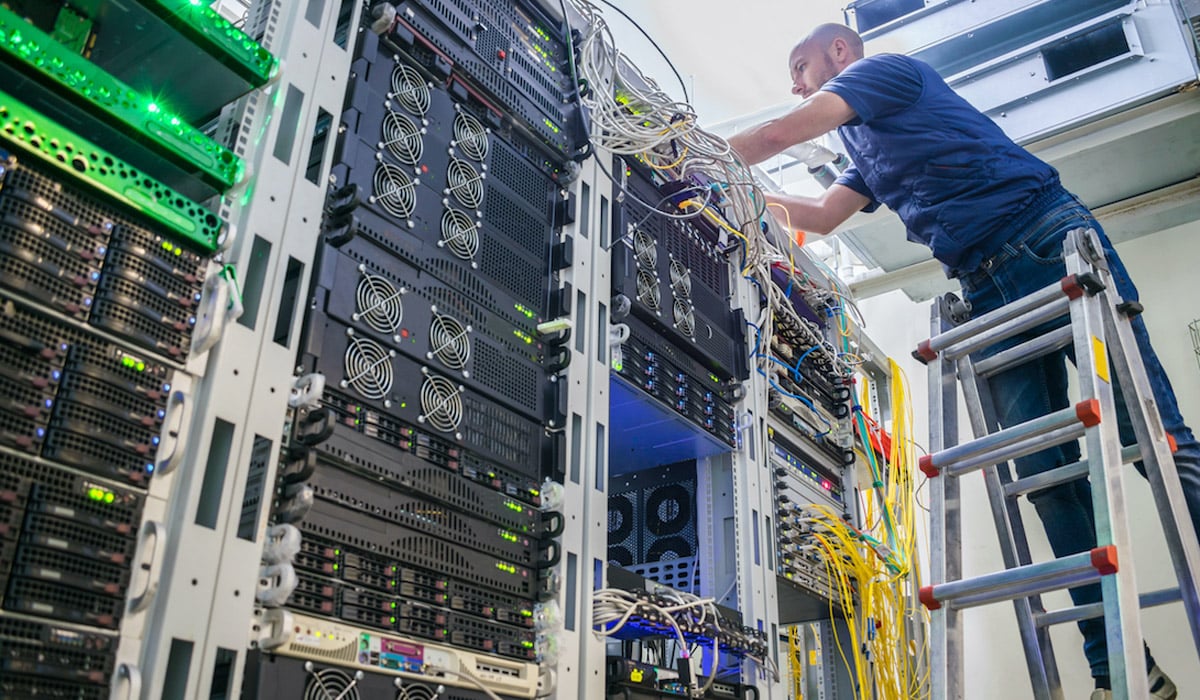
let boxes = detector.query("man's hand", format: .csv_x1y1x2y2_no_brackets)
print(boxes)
727,91,857,165
761,185,870,238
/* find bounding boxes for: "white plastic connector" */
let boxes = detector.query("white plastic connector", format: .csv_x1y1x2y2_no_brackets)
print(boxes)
262,523,302,564
257,563,299,607
538,478,565,511
536,317,573,336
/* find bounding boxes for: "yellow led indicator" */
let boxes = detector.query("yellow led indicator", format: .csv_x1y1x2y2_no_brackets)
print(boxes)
630,669,644,683
1092,336,1110,384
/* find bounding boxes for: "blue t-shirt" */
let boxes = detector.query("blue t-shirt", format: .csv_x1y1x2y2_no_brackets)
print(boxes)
822,54,1059,274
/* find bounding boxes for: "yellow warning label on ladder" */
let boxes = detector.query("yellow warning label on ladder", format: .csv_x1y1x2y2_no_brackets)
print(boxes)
1093,336,1110,383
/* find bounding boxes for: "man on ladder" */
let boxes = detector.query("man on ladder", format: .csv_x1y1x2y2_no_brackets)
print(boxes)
726,22,1200,698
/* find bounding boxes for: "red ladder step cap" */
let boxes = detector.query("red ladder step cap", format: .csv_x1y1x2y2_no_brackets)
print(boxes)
1061,275,1085,300
919,585,941,610
1166,433,1178,454
915,339,937,363
919,454,939,479
1075,399,1102,428
1090,545,1119,575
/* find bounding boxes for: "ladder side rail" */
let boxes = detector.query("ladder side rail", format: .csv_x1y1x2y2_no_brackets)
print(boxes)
929,297,965,700
1063,229,1149,700
1097,272,1200,654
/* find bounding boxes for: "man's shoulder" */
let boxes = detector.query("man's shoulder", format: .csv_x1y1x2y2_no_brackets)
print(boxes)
851,53,924,75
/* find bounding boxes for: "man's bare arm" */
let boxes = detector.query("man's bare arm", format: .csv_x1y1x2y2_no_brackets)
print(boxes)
727,92,857,165
764,184,869,237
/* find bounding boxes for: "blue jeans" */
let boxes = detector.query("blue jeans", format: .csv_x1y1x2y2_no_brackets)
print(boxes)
958,187,1200,678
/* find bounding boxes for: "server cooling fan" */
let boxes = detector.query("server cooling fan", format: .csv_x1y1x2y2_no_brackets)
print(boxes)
371,163,417,219
302,662,363,700
381,109,423,165
341,330,394,401
446,159,484,209
428,312,470,370
419,373,463,433
672,299,695,337
633,228,657,270
397,683,441,700
636,270,660,312
669,259,691,299
645,483,694,561
453,109,490,162
439,208,480,261
353,267,404,339
390,63,431,115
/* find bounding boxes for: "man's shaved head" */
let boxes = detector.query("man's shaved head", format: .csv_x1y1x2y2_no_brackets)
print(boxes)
797,24,864,58
787,24,864,98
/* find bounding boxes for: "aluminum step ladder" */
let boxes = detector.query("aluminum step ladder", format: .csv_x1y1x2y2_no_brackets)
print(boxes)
913,227,1200,699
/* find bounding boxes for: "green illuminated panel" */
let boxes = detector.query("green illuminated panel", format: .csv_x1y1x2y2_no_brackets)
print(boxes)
0,5,243,191
0,89,223,253
135,0,279,86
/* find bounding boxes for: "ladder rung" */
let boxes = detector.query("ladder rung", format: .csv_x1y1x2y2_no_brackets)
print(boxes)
920,400,1100,478
974,326,1075,378
943,424,1084,480
1004,445,1142,498
941,296,1070,362
915,274,1098,362
1036,587,1183,628
920,546,1117,611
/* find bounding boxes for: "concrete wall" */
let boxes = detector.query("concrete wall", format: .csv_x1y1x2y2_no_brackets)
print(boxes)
856,218,1200,699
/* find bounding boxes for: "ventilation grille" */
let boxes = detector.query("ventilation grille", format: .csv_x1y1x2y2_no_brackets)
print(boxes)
446,159,484,209
490,140,550,213
419,374,463,433
669,260,691,299
353,269,404,338
636,270,660,312
304,666,362,700
439,208,480,260
429,313,470,370
633,229,657,270
381,110,423,165
371,163,417,219
673,299,695,337
453,109,489,162
390,63,431,115
482,187,548,258
341,332,394,401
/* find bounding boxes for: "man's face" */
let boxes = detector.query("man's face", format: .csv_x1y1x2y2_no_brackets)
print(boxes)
789,42,840,98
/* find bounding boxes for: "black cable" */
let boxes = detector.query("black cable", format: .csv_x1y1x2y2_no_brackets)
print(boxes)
589,0,690,104
557,0,593,161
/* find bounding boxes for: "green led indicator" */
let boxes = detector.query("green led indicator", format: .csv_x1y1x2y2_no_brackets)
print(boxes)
521,609,533,617
611,358,624,372
104,492,115,504
710,373,720,384
332,563,339,571
505,500,523,513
